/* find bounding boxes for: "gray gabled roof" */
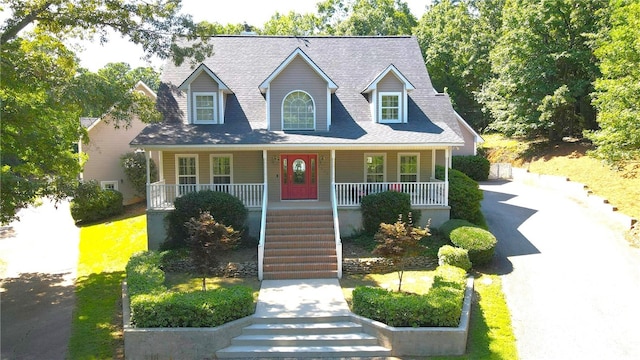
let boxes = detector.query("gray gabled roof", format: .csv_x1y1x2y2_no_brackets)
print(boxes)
132,36,465,148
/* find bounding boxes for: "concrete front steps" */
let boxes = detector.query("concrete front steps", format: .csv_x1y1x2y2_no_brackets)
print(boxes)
216,316,391,358
263,208,338,280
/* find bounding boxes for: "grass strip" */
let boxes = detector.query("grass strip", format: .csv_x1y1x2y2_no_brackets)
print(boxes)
68,212,147,359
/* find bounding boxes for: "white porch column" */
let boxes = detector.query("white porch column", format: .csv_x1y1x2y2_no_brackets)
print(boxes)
145,150,151,207
444,148,449,207
158,150,164,181
330,149,336,185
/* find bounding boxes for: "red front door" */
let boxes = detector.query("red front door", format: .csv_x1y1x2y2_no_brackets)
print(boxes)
281,154,318,200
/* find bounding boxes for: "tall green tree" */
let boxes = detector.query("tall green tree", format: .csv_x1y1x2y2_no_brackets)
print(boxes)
318,0,417,35
478,0,605,140
263,11,322,35
587,0,640,171
415,0,504,131
0,0,208,223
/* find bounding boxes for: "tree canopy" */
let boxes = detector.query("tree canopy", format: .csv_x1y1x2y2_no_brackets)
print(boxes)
0,0,203,223
586,0,640,171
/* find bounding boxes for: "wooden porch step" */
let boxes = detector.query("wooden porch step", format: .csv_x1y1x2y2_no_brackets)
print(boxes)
263,255,337,265
265,234,335,243
266,227,334,236
267,209,333,217
263,262,337,272
267,214,333,223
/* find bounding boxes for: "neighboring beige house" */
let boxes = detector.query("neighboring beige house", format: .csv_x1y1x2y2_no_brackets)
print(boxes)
132,36,479,279
80,81,158,205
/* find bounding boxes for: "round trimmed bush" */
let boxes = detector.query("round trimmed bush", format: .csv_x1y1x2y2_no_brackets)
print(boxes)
437,245,472,271
165,190,248,248
70,180,123,223
449,226,497,266
437,219,477,239
361,191,420,235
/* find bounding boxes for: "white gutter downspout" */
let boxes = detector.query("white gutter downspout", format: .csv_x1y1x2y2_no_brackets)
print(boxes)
145,150,151,208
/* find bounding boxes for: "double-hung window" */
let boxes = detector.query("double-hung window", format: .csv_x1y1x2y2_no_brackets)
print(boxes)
399,154,419,182
211,155,232,184
364,154,386,183
176,155,198,195
379,92,401,123
193,92,217,124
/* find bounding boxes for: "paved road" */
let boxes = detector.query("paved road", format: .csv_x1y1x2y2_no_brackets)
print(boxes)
481,180,640,360
1,199,79,360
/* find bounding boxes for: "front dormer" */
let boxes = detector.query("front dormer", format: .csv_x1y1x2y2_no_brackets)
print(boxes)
260,48,337,132
363,64,415,124
179,64,232,124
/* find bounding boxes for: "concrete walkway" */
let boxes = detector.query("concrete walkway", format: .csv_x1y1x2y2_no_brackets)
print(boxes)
1,199,79,360
481,180,640,360
256,279,351,319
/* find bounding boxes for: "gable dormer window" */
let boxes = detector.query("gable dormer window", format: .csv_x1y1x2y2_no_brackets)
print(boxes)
193,92,218,124
282,90,315,130
379,92,401,123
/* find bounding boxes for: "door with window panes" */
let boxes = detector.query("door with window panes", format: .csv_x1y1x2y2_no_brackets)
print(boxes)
281,154,317,200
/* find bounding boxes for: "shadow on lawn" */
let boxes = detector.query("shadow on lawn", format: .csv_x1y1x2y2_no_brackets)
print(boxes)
68,271,126,360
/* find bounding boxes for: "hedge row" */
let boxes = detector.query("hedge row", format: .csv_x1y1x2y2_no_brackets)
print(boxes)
361,191,420,235
70,180,123,223
126,251,254,328
452,155,490,181
435,166,485,226
352,265,467,327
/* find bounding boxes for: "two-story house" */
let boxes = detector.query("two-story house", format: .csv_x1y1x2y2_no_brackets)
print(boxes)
132,36,478,279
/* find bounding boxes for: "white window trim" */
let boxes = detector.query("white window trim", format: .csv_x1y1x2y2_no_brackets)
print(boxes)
175,154,199,185
364,153,387,183
281,90,316,131
398,153,420,182
378,92,402,124
210,154,233,184
100,180,119,191
192,92,218,124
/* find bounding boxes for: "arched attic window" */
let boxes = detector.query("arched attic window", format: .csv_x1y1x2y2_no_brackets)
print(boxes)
282,90,315,130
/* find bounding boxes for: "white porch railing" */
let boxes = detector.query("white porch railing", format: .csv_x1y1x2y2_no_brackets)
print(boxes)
330,182,343,278
147,182,265,209
334,182,447,207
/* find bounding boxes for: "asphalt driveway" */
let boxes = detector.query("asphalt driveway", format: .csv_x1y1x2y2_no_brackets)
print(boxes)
481,180,640,360
1,199,79,360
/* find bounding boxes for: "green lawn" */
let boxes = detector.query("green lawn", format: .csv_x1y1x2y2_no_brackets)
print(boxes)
68,209,147,360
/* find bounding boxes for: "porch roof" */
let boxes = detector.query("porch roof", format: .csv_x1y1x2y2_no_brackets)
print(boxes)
131,36,465,148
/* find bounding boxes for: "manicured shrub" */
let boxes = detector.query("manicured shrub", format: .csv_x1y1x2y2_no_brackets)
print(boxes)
126,251,166,296
120,151,158,197
361,191,420,235
452,155,490,181
165,190,248,248
130,286,254,327
449,225,497,266
70,180,123,223
352,265,467,327
438,245,472,272
435,166,485,226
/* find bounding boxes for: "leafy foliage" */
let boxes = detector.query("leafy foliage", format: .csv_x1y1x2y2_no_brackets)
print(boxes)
70,181,123,223
126,251,167,296
586,0,640,172
184,212,241,291
352,265,467,327
360,191,418,235
435,166,485,225
263,11,322,35
120,152,158,197
165,190,248,248
373,214,429,292
317,0,416,35
414,0,503,131
441,219,497,266
478,0,603,140
130,286,254,328
438,245,472,271
452,155,490,181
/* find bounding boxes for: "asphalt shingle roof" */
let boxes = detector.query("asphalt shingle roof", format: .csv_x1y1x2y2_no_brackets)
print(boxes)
132,36,465,148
